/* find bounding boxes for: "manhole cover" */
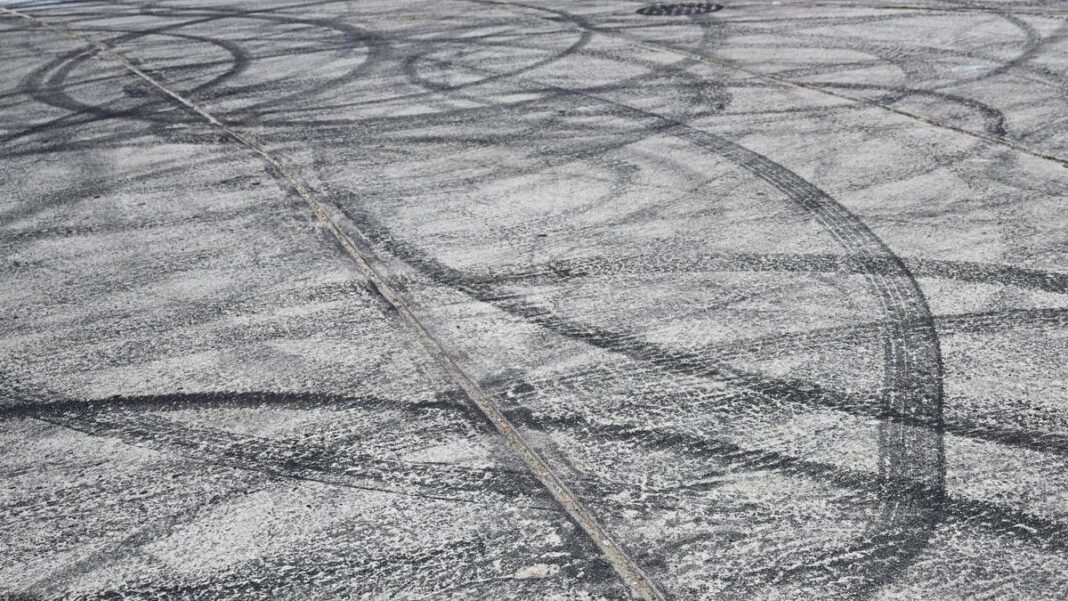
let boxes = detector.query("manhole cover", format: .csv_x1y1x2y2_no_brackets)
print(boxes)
636,3,723,16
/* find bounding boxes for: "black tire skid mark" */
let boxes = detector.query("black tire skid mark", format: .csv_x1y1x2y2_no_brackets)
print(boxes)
20,26,247,125
360,0,947,456
3,26,172,152
662,0,1014,139
497,306,1068,464
58,523,624,601
508,157,645,244
460,0,731,112
0,389,476,421
0,128,221,243
129,0,448,115
14,0,384,135
14,2,1025,597
50,411,545,504
477,251,1067,461
817,81,1008,137
937,3,1044,83
909,11,1068,138
0,387,637,600
0,130,216,160
390,5,1043,593
680,4,969,88
1,199,269,243
6,464,273,597
349,105,732,245
0,158,116,228
0,16,618,587
2,389,768,515
238,61,724,142
370,46,764,280
0,381,280,595
126,1,388,119
254,1,726,120
470,1,944,446
461,251,1068,299
331,4,949,589
346,85,976,216
2,2,1016,597
0,108,116,147
384,51,731,240
336,115,946,601
396,10,595,102
393,0,729,129
2,36,216,159
4,389,1063,593
400,43,731,123
494,398,1068,556
359,5,742,258
2,278,387,363
0,403,941,598
675,2,1043,90
451,263,1064,588
0,388,547,506
0,143,268,230
659,3,1068,142
41,1,690,142
0,5,1055,601
700,307,1068,365
604,2,1060,153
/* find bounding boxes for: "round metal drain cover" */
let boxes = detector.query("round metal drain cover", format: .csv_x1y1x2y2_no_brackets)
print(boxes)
636,3,723,16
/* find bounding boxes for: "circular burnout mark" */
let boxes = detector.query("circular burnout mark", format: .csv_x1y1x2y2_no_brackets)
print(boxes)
636,3,723,16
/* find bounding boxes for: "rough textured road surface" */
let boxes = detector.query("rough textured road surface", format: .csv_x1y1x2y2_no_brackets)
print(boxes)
1,0,1067,599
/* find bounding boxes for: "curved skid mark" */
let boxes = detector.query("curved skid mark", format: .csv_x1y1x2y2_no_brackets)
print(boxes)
7,1,1062,598
0,7,668,600
547,0,1068,165
340,2,952,591
16,2,384,127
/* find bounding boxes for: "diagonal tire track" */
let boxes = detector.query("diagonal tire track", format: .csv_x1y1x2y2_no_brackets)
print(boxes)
0,6,667,600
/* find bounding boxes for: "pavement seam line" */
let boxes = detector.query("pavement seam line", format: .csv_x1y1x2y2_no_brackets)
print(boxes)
0,6,667,600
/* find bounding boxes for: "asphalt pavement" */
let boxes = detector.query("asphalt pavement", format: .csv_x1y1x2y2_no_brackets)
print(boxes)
1,0,1066,599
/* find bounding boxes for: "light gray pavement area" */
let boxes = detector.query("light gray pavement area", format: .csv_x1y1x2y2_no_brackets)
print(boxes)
0,0,1066,599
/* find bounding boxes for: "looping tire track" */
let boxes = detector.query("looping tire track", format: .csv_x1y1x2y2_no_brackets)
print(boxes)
6,1,1064,598
373,2,948,595
17,2,384,126
9,0,944,597
0,6,668,600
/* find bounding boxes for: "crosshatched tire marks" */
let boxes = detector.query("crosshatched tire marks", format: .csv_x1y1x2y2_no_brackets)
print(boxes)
3,0,1065,599
350,1,950,593
0,385,628,599
341,33,949,593
444,0,946,440
349,205,949,598
1,5,668,599
13,3,385,128
20,29,247,126
0,389,552,506
67,0,950,594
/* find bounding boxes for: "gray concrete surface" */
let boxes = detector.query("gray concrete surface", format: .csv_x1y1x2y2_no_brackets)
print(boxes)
1,0,1066,599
